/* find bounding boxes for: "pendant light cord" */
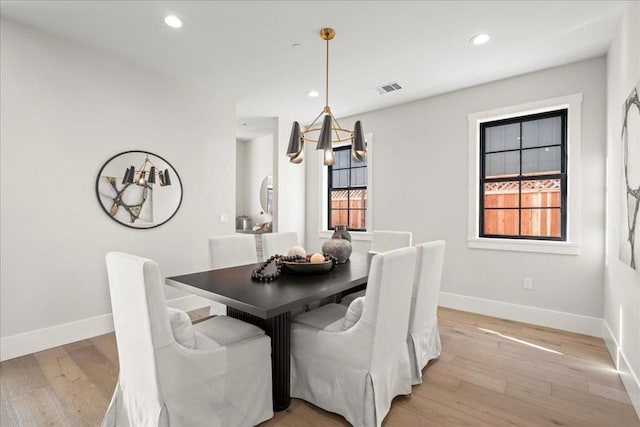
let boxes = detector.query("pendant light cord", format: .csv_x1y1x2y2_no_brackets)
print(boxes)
325,36,329,109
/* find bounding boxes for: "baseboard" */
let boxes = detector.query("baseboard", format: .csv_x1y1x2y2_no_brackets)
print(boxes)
0,294,210,362
603,320,640,419
439,292,603,337
1,291,609,362
0,310,116,363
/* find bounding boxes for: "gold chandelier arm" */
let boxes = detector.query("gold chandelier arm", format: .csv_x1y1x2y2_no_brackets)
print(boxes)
328,110,344,141
301,125,353,143
328,110,340,127
305,110,325,133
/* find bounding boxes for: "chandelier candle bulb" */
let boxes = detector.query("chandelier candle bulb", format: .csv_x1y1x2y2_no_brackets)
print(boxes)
323,149,335,166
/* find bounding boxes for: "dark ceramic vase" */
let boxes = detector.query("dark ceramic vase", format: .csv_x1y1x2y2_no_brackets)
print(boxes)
322,236,352,264
331,225,352,242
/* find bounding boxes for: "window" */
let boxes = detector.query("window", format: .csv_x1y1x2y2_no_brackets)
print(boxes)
467,94,582,255
328,146,367,231
480,109,567,240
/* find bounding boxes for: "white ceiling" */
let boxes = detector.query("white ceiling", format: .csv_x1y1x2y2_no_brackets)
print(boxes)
0,1,623,141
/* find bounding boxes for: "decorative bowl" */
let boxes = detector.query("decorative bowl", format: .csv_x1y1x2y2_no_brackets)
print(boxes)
281,258,334,275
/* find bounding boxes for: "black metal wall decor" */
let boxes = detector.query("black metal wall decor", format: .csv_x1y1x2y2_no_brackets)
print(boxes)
620,81,640,269
95,150,183,229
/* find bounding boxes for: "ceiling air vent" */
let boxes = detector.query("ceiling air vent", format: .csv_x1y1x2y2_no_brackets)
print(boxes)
374,81,403,94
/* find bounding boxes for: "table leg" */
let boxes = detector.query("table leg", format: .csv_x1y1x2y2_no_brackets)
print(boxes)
227,307,291,411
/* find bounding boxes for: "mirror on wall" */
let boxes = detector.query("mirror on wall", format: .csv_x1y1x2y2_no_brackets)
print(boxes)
95,150,183,229
235,126,273,231
260,175,273,215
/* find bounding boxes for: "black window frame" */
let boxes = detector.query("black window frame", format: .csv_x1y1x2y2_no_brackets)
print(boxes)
327,146,367,232
479,109,568,241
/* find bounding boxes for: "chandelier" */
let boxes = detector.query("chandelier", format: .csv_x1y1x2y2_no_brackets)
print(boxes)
286,28,366,166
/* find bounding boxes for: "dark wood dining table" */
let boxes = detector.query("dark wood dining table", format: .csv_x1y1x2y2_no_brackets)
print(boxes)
165,253,369,411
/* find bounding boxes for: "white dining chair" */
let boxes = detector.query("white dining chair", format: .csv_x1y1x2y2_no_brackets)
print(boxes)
290,246,417,427
103,252,273,427
370,230,413,253
341,230,413,306
209,234,258,269
408,240,445,384
207,234,259,315
262,232,299,259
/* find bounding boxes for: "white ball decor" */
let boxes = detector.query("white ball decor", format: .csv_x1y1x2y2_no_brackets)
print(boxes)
309,253,325,264
288,246,307,257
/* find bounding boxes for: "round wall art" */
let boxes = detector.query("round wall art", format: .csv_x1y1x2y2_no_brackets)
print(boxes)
95,150,183,229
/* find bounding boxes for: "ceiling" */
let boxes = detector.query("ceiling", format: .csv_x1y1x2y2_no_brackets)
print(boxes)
0,1,623,141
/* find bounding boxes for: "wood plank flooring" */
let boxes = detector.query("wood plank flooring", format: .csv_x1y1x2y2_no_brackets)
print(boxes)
1,307,638,426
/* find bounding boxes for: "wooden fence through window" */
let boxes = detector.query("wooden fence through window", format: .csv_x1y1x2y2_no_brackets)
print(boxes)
484,180,561,237
330,189,367,230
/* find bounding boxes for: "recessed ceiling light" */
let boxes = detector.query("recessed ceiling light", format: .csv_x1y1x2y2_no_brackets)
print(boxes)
470,33,490,45
308,90,319,98
164,15,183,29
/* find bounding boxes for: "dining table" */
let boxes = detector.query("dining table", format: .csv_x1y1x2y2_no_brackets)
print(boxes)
165,253,369,411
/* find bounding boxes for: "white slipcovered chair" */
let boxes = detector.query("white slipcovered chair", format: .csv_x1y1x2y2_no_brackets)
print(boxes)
370,230,413,253
103,252,273,427
261,231,299,258
408,240,446,384
341,230,413,306
207,234,259,315
290,246,417,427
209,234,258,269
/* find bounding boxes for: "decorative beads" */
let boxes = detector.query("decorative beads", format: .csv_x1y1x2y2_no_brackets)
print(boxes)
324,253,339,266
250,254,338,281
251,255,282,282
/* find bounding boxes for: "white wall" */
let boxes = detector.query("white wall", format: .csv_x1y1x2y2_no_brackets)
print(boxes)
0,19,236,359
235,140,247,218
236,134,273,224
306,57,607,334
604,1,640,416
273,118,306,247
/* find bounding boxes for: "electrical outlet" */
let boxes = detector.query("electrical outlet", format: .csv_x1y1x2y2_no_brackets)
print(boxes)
219,214,229,223
523,277,533,290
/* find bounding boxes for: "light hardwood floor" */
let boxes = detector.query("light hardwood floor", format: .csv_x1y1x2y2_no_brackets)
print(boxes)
1,307,638,426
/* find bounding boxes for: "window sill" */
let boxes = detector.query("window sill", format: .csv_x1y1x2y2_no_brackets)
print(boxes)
468,237,580,255
318,230,373,242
